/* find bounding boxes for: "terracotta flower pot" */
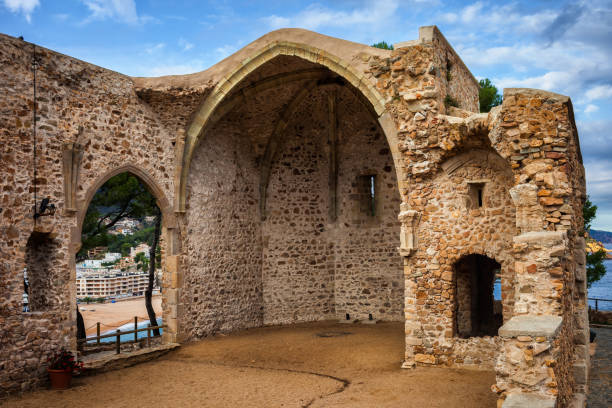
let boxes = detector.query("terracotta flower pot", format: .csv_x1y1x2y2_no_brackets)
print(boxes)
48,368,72,390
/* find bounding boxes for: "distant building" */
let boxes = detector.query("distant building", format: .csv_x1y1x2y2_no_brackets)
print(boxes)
108,218,141,235
86,246,107,259
76,252,121,271
103,252,121,262
76,269,152,298
130,243,151,259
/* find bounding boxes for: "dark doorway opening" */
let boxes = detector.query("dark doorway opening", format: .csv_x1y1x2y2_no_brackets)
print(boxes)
455,254,502,337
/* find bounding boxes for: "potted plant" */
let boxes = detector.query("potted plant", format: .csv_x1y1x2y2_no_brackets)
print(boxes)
47,348,83,390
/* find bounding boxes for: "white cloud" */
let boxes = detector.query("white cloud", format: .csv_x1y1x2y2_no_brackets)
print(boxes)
53,13,69,22
178,38,194,51
494,71,575,95
3,0,39,22
144,43,165,55
585,104,600,114
264,15,290,29
442,2,557,37
215,44,239,60
445,2,612,109
584,85,612,102
440,12,458,23
263,0,399,31
460,2,484,24
80,0,154,24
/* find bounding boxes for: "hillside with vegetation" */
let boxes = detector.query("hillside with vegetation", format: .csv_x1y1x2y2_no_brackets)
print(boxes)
590,229,612,245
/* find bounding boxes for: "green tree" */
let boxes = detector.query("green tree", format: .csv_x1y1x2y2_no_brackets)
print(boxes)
479,78,503,113
371,41,393,50
78,174,156,259
584,196,607,287
134,252,149,273
78,173,162,337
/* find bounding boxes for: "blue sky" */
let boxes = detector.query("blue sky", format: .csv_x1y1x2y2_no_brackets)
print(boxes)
2,0,612,230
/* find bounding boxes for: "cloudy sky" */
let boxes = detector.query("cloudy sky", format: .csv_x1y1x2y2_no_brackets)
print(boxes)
2,0,612,230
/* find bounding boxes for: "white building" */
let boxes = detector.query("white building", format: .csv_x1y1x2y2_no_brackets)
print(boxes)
76,252,121,271
130,243,151,259
76,270,152,298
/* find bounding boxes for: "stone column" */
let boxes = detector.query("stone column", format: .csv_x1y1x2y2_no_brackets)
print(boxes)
398,204,423,368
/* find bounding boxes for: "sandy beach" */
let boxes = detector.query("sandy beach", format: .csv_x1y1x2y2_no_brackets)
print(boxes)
79,295,162,335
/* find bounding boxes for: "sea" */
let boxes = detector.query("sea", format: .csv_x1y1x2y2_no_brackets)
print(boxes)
493,259,612,311
588,259,612,311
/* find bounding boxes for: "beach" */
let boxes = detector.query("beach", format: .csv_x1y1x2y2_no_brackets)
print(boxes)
79,295,162,335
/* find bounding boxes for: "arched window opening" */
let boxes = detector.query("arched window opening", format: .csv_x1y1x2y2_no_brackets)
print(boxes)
455,254,502,338
25,231,60,312
77,172,164,349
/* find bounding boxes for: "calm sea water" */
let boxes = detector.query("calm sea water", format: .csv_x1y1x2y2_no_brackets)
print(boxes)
87,318,163,344
492,260,612,310
588,259,612,311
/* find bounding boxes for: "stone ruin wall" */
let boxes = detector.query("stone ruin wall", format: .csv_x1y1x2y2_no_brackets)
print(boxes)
333,88,403,323
181,63,403,331
0,34,177,395
180,108,264,338
404,144,517,369
489,90,587,406
0,27,588,407
261,85,402,325
262,88,336,324
368,27,586,404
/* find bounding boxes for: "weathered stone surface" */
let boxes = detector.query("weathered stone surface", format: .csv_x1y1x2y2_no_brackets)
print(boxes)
499,316,562,338
0,24,586,408
502,393,556,408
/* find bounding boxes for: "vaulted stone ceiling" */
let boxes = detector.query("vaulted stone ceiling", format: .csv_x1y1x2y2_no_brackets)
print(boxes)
138,55,379,166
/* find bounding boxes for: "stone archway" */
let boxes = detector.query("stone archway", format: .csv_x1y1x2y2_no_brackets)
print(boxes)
176,41,405,213
178,46,404,340
72,164,179,346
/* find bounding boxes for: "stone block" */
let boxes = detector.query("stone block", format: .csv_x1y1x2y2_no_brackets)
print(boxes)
513,231,566,247
569,393,586,408
502,393,556,408
572,362,587,385
414,353,436,364
499,315,562,338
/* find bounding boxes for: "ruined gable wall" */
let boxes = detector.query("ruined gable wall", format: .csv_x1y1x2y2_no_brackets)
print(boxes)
180,112,263,339
406,145,516,369
0,34,176,395
423,26,479,114
489,90,585,406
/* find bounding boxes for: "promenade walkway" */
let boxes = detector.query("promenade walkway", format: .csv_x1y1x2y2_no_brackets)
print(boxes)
588,327,612,407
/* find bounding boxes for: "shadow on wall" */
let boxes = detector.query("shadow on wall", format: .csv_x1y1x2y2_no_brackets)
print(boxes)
25,232,60,312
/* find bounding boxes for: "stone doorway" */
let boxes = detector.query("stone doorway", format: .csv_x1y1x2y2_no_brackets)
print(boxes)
455,254,502,338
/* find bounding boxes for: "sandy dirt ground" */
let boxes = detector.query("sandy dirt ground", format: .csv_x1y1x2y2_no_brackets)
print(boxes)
4,321,497,407
79,296,162,335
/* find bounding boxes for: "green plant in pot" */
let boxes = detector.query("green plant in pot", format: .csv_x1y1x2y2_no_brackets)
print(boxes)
47,348,83,390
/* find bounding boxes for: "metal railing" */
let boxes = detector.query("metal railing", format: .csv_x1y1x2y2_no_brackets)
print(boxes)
588,298,612,312
77,316,164,354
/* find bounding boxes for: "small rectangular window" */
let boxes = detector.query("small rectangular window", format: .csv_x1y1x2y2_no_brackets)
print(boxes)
358,175,376,216
467,182,486,210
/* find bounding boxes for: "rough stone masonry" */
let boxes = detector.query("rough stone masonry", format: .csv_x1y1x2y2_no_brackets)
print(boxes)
0,25,587,407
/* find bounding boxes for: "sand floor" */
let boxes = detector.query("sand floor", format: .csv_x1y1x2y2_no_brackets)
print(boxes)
4,321,497,407
79,296,162,335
